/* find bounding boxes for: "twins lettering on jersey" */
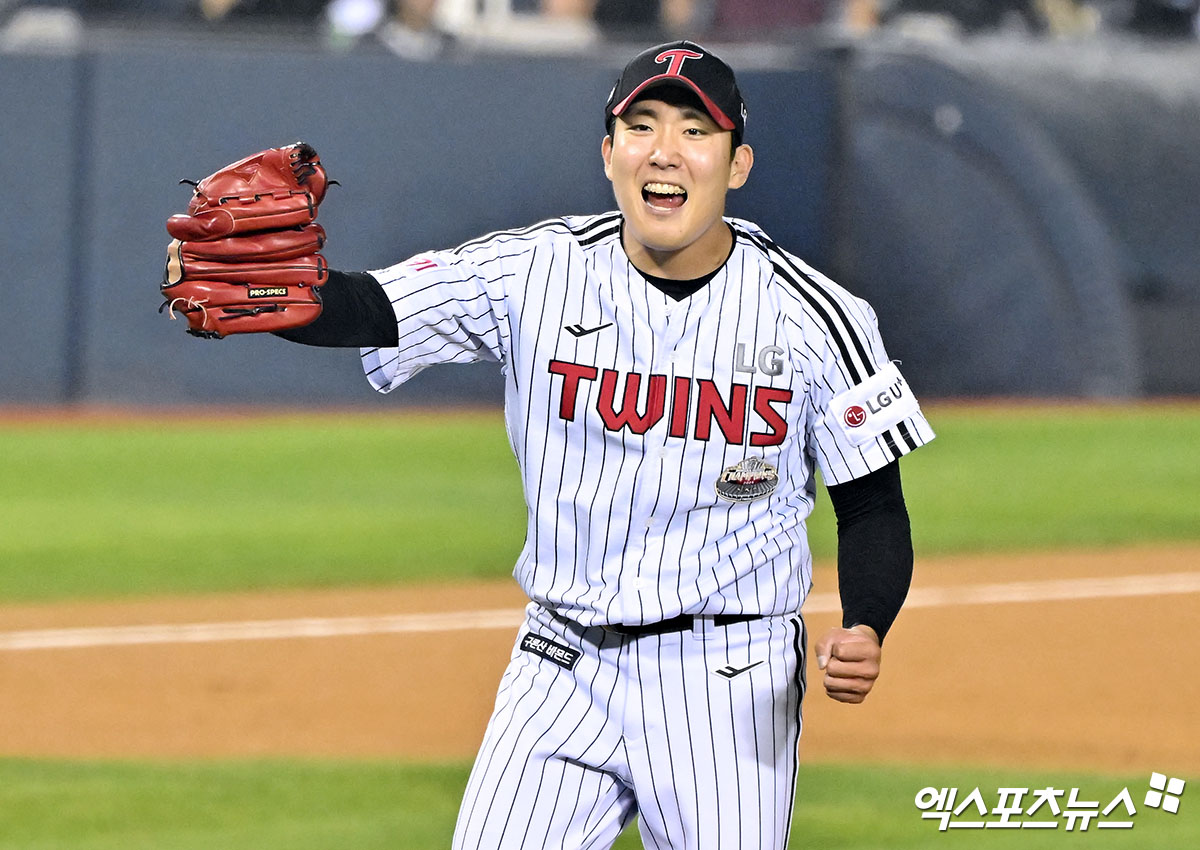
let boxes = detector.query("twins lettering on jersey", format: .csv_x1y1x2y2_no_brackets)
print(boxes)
548,358,792,446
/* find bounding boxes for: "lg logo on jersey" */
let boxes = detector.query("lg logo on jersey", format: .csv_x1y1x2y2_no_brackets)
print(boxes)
549,359,792,446
843,406,867,428
734,343,784,377
843,377,907,429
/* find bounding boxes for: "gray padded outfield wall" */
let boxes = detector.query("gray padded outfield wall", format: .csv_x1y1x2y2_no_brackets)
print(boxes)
1,34,834,408
830,40,1139,398
0,54,79,403
927,37,1200,396
2,29,1198,404
829,35,1200,398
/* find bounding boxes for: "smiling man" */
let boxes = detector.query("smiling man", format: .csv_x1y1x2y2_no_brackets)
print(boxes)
601,47,754,281
164,40,936,850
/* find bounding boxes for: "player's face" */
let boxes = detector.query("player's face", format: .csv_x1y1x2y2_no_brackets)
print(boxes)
602,97,753,278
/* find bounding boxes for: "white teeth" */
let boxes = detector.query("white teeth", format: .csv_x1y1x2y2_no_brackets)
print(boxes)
644,182,686,195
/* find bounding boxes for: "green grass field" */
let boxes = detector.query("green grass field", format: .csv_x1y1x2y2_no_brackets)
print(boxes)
1,403,1197,848
0,759,1192,849
1,404,1198,601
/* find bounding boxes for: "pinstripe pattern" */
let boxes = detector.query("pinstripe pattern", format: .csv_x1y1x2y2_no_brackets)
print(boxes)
734,223,923,468
453,604,806,850
359,212,933,848
361,213,933,628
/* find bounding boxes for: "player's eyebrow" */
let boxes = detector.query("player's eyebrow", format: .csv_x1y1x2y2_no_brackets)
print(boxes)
623,101,712,124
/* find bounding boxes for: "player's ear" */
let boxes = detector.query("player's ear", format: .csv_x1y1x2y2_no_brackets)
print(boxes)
728,143,753,190
601,134,614,180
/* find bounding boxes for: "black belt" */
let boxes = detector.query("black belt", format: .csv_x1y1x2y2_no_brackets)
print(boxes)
604,613,759,637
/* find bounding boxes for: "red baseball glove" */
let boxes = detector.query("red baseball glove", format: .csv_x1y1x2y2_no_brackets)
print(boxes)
160,142,331,338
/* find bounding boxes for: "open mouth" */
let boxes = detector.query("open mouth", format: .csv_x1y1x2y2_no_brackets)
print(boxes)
642,182,687,210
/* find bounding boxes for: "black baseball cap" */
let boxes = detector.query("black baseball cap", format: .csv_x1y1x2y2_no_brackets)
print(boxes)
605,40,747,145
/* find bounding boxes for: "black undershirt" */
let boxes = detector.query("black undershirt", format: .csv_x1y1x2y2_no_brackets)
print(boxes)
630,221,732,301
825,462,913,643
275,270,398,347
279,268,914,642
640,267,720,301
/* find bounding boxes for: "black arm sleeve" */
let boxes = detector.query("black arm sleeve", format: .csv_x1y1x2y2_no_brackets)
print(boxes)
274,270,398,348
825,460,913,644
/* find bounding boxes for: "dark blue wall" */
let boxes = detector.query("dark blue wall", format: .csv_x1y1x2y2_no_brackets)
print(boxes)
832,45,1138,397
2,54,79,402
3,32,1197,405
2,36,834,407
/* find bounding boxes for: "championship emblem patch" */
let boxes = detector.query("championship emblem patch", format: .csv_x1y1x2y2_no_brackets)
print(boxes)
715,457,778,503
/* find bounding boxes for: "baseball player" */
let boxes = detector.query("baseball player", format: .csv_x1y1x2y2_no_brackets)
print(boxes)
163,40,934,850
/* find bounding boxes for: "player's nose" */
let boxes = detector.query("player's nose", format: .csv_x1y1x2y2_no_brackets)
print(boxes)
648,134,682,168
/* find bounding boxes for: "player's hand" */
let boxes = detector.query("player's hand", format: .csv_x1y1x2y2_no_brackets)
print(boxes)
814,624,881,704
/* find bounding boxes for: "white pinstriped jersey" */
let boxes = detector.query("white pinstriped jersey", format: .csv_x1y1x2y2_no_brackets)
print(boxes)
362,212,934,627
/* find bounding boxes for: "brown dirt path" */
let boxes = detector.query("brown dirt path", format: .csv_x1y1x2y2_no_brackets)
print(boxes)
1,544,1197,774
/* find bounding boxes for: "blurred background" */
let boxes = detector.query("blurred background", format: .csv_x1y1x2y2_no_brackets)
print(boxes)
3,0,1198,408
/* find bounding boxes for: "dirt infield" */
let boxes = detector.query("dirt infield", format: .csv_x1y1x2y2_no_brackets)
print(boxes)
1,544,1197,774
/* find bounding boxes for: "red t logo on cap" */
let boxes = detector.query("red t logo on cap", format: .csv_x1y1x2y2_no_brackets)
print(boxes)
655,48,704,77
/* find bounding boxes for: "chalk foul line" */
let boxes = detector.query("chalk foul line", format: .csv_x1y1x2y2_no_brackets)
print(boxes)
2,572,1199,652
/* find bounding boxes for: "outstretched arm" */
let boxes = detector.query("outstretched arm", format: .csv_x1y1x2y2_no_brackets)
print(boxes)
275,270,398,348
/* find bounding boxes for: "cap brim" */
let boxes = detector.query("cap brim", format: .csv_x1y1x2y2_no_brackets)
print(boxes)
609,75,736,132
